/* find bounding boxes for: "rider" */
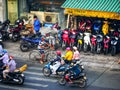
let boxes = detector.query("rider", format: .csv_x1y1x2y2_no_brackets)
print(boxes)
0,49,9,68
63,47,73,64
38,36,49,64
72,46,80,61
50,50,61,74
3,56,16,80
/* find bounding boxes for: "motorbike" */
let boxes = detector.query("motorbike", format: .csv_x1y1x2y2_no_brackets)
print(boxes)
83,32,91,52
77,32,84,51
58,64,87,88
0,64,27,85
86,20,92,33
69,30,77,47
103,35,110,55
110,36,119,56
90,35,97,54
42,61,68,77
93,20,102,34
96,34,103,54
20,34,41,52
62,29,70,49
78,19,86,33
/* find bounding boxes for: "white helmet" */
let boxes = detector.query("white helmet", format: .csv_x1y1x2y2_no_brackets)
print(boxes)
73,46,77,50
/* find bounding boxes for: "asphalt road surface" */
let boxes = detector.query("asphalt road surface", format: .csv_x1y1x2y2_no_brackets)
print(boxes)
0,60,119,90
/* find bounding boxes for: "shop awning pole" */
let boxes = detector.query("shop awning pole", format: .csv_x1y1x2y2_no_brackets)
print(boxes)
66,14,70,28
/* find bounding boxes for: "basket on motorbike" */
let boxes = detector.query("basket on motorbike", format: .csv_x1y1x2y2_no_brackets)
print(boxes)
20,29,31,36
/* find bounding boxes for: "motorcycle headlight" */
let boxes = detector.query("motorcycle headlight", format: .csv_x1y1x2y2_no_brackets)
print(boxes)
21,73,24,77
84,76,87,80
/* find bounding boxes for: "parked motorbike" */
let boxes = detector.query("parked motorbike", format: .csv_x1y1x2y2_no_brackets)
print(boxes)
103,35,110,55
69,29,77,47
83,32,91,52
58,63,87,88
86,20,92,33
90,35,97,54
20,34,41,52
96,34,103,54
0,64,27,85
78,19,86,33
62,29,70,49
93,20,102,34
77,32,84,51
110,36,119,56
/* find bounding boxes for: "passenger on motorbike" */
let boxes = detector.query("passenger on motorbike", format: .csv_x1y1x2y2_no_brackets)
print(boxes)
50,50,61,74
3,56,16,80
72,46,80,61
0,49,9,68
38,36,49,64
63,47,73,64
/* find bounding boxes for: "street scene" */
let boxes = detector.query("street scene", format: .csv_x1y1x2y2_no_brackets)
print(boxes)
0,0,120,90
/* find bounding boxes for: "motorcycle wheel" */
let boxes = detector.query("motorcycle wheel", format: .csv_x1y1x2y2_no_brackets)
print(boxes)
17,76,24,85
46,51,57,62
20,43,29,52
43,67,51,77
78,79,86,88
111,46,116,56
29,50,41,62
58,77,66,86
12,34,18,42
96,43,101,54
83,43,88,52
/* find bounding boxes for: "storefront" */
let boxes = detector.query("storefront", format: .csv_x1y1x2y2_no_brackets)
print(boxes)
61,0,120,29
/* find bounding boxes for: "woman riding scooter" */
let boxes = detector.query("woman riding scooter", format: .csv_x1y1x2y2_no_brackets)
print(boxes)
50,50,61,74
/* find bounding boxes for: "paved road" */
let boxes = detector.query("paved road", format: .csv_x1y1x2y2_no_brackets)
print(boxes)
0,60,119,90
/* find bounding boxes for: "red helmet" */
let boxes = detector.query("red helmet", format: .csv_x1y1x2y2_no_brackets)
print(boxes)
56,50,61,56
9,56,14,59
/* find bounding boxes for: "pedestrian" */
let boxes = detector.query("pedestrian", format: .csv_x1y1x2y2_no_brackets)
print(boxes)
33,15,41,35
72,46,80,61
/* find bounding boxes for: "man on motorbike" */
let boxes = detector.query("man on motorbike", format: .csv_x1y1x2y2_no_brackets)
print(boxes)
50,50,61,74
38,36,49,64
0,49,9,68
72,46,80,61
63,47,73,64
3,56,16,80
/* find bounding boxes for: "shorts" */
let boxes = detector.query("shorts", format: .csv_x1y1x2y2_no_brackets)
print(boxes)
48,36,55,45
39,49,44,54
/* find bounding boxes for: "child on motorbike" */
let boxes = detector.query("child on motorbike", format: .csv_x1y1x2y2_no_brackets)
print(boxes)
50,50,61,74
63,47,73,64
38,36,49,64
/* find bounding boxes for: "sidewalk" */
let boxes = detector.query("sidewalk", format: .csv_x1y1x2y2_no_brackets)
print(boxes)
4,27,120,70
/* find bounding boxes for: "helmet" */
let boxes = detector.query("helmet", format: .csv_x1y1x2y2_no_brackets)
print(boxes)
66,47,71,51
56,50,61,56
9,56,14,59
2,49,7,54
73,46,77,50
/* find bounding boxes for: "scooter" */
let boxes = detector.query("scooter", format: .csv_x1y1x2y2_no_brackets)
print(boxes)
69,30,77,47
103,35,110,55
83,32,91,52
77,32,84,51
90,35,97,54
96,34,103,54
42,61,69,77
62,29,70,49
58,64,87,88
110,36,119,56
86,20,92,33
0,64,27,85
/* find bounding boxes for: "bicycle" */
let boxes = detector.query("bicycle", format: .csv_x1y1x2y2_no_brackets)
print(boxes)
29,48,57,63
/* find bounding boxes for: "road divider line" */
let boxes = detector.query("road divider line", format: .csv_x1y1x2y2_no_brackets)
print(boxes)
25,82,48,87
24,71,43,76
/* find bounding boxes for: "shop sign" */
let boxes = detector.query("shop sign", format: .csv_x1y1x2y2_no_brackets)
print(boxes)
65,8,120,20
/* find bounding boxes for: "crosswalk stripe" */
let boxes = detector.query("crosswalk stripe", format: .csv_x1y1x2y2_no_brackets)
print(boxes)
0,84,37,90
27,76,57,83
28,67,43,71
24,71,43,76
25,82,48,87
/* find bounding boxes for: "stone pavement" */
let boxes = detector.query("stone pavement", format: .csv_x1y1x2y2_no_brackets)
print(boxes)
3,27,120,70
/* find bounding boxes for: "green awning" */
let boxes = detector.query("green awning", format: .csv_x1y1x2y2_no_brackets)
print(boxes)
61,0,120,13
